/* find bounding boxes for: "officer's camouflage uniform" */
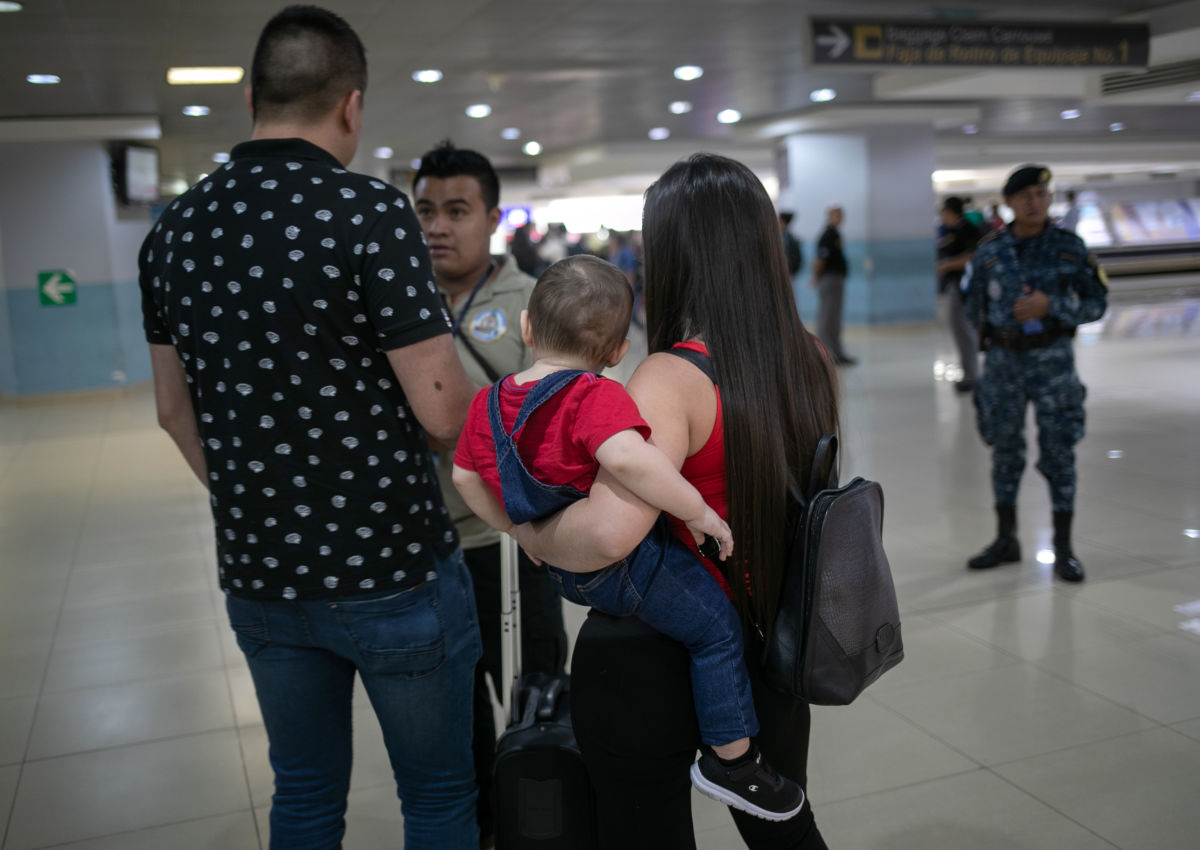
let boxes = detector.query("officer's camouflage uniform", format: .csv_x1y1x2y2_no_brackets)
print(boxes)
964,223,1108,512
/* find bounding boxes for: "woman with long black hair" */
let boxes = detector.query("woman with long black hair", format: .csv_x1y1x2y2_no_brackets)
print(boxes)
515,153,838,848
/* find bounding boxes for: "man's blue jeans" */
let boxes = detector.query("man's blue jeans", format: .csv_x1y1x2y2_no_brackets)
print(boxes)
226,549,481,850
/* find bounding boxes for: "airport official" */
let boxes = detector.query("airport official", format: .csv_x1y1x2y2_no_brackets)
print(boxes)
964,165,1108,582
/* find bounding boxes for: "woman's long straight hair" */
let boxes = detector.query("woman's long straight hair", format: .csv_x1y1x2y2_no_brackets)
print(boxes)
642,153,839,637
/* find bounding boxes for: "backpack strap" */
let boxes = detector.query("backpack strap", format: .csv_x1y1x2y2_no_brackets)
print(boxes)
664,344,716,383
807,434,839,498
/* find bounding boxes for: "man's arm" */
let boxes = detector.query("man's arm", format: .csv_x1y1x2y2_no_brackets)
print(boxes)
1046,251,1108,328
149,344,208,487
452,465,514,534
386,334,480,451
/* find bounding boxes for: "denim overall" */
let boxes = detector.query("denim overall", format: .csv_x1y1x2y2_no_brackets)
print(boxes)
488,369,757,745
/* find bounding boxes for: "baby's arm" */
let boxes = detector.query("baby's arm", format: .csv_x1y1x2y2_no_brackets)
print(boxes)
593,430,733,559
452,464,515,535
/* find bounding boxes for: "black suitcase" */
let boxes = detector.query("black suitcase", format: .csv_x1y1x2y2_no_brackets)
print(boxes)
492,535,596,850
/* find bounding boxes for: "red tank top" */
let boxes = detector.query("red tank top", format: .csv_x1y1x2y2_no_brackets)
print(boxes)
664,341,733,596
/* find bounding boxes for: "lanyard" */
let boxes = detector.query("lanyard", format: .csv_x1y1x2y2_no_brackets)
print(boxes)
448,261,497,338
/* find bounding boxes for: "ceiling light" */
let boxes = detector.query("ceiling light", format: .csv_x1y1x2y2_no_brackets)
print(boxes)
1060,108,1081,119
0,2,24,12
1107,450,1123,459
1109,122,1126,132
669,101,693,115
716,109,741,124
26,74,60,85
465,103,492,118
212,152,231,164
182,105,210,117
167,66,244,85
673,65,703,81
1185,529,1200,539
962,124,979,135
501,127,521,140
648,127,670,141
1187,91,1200,102
809,88,836,103
411,69,443,83
410,158,422,169
523,141,542,156
373,146,394,160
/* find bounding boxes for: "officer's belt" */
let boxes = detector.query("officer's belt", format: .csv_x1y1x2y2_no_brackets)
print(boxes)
983,325,1074,351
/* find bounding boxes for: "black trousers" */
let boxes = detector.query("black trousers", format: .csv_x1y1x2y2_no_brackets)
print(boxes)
571,611,828,850
466,541,568,836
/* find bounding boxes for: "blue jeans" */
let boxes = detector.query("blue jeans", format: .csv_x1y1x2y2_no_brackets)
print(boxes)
489,370,757,746
226,549,481,850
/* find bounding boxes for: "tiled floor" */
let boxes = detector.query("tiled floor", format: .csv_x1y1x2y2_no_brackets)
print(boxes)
1,298,1198,849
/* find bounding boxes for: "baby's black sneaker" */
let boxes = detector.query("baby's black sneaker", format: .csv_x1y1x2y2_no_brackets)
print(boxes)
690,744,805,822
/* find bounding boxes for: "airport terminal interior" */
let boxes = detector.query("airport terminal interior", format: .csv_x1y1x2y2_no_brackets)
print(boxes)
1,1,1199,848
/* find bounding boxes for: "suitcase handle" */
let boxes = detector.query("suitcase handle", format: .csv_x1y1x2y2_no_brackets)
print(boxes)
536,677,563,721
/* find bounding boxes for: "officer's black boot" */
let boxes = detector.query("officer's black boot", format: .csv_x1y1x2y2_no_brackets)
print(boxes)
1052,511,1085,582
967,505,1021,570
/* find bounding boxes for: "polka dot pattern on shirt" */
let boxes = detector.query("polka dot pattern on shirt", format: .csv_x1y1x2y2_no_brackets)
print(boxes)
138,138,457,600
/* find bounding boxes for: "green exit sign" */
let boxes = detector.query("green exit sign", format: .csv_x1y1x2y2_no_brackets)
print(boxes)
38,270,77,306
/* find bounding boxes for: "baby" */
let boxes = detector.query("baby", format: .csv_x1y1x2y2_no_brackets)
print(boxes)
452,255,804,821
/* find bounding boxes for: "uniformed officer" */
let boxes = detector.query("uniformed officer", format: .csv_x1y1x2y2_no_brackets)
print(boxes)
963,165,1108,582
413,141,567,845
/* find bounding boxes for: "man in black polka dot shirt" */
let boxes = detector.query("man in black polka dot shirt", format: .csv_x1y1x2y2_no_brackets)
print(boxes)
138,6,482,847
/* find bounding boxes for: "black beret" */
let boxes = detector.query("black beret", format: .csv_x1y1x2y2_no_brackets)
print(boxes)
1003,165,1052,196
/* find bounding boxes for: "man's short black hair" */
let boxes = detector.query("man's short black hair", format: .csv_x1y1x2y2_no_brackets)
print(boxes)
779,211,795,225
942,196,965,217
250,5,367,124
413,140,501,211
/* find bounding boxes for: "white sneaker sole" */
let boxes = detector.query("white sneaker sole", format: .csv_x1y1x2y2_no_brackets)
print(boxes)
689,762,805,822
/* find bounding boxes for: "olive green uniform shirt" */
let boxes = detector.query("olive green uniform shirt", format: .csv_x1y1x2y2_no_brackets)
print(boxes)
438,255,535,549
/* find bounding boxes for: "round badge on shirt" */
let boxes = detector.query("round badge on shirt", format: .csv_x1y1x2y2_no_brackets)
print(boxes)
469,309,507,342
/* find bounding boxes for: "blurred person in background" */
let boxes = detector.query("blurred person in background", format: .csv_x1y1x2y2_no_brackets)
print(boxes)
937,196,982,393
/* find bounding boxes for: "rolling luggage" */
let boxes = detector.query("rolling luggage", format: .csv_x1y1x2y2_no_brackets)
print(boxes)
493,534,597,849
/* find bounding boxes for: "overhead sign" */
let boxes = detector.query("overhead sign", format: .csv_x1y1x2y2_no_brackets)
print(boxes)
810,19,1149,68
38,270,77,306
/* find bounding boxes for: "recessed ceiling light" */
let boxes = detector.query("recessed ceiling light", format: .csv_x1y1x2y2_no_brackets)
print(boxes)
1184,528,1200,539
1187,91,1200,102
411,69,443,83
26,74,60,85
669,101,693,115
523,141,542,156
212,152,231,164
167,66,244,85
465,103,492,118
1060,108,1081,119
0,2,24,12
1109,122,1126,132
501,127,521,140
648,127,670,141
716,109,741,124
673,65,703,81
809,88,836,103
182,105,210,117
373,146,394,160
1107,449,1124,458
962,124,979,135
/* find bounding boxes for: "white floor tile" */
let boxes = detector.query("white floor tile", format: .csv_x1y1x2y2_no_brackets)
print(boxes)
6,730,251,850
42,621,226,693
871,663,1156,765
995,727,1200,850
1035,632,1200,725
26,670,235,759
27,810,260,850
816,769,1117,849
